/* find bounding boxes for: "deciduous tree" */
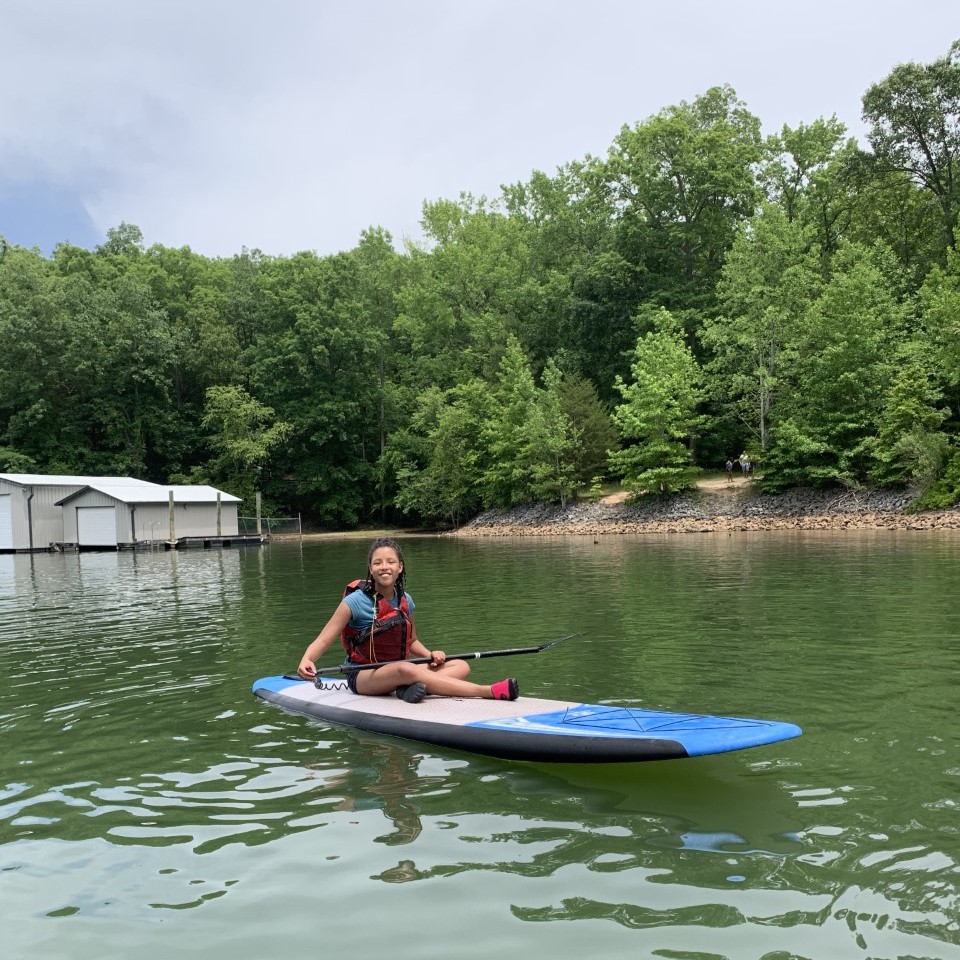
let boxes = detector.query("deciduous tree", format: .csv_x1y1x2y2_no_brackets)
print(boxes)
701,206,821,453
610,310,703,494
862,40,960,251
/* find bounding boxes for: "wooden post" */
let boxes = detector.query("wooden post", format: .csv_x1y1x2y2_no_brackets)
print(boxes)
256,492,262,535
216,491,222,536
168,490,176,544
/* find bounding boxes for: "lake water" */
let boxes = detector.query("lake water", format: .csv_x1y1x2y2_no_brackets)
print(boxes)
2,533,959,959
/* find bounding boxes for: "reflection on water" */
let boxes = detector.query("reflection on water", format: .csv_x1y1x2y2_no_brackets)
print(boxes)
1,537,960,959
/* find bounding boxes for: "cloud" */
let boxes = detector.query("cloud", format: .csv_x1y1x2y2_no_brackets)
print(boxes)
1,0,956,257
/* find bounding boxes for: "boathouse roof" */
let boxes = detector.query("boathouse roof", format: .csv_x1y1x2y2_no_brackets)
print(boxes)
55,483,242,506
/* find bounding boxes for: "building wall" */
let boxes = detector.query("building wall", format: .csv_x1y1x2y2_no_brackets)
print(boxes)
131,503,240,541
1,477,241,549
62,494,240,544
0,479,86,549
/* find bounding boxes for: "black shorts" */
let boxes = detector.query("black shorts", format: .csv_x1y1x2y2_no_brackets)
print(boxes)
346,668,361,693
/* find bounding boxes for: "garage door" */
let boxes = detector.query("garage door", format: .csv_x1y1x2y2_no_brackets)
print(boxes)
77,506,118,546
0,494,12,549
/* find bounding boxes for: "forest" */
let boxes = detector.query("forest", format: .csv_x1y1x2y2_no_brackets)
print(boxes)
1,41,959,529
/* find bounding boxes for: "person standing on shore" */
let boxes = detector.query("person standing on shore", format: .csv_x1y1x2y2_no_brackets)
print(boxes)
740,452,751,476
725,458,735,483
296,537,519,703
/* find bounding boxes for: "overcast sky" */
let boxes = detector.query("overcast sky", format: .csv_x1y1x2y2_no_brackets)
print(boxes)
1,1,956,258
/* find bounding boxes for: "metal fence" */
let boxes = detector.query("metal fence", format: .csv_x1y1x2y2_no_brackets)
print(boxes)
238,515,302,536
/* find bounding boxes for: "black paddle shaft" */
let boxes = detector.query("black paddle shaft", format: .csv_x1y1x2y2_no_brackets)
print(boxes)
313,632,580,676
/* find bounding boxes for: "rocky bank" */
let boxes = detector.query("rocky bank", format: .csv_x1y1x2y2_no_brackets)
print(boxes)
453,484,960,537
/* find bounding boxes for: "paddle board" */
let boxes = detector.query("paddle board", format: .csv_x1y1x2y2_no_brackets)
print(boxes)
252,675,802,763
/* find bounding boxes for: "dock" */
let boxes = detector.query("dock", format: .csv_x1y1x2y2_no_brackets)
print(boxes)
49,535,269,552
169,535,268,549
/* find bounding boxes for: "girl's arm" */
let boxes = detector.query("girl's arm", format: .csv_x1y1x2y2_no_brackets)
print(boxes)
297,601,353,678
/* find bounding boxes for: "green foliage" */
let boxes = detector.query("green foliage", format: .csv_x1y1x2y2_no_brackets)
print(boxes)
610,311,703,494
844,165,946,289
702,205,822,451
757,418,836,491
557,372,618,488
862,39,960,252
202,385,292,493
396,197,531,389
763,243,904,487
908,448,960,510
528,360,579,506
479,338,578,508
606,85,763,307
0,244,174,476
761,117,860,267
96,222,145,258
867,342,950,486
919,245,960,392
243,235,406,526
0,446,38,472
4,45,960,526
388,381,489,527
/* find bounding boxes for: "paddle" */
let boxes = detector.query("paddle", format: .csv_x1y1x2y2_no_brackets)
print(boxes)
312,631,581,676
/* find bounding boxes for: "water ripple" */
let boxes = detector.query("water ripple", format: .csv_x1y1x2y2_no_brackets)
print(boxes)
2,541,960,960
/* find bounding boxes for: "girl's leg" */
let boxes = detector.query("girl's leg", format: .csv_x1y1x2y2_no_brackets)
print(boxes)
355,660,500,699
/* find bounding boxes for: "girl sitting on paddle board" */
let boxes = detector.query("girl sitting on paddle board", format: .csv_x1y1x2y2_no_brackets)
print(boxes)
296,537,519,704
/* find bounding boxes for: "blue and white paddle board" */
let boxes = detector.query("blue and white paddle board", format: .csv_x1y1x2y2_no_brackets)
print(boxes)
252,675,802,763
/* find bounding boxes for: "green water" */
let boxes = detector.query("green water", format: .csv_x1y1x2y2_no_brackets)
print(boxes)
1,533,959,959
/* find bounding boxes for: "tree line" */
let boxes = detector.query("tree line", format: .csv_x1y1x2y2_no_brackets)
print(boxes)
2,41,960,527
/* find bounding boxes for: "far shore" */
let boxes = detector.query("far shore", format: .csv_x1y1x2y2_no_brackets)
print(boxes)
452,480,960,537
273,480,960,541
450,511,960,538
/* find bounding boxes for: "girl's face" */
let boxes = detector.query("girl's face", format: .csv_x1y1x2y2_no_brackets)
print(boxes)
369,546,403,593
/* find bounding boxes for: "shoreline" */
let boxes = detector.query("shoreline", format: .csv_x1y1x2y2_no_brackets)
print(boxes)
451,485,960,537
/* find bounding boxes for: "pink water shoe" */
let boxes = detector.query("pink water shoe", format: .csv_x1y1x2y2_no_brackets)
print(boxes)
491,678,519,701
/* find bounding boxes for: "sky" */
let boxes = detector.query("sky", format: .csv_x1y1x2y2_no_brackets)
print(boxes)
1,0,957,259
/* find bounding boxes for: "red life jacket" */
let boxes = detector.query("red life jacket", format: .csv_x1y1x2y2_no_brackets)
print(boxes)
340,579,412,665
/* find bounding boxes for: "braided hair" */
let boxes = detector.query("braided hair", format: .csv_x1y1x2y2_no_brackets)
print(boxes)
363,536,407,600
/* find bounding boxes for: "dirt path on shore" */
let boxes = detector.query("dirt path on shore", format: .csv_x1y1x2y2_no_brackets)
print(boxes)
696,476,751,493
601,476,751,504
